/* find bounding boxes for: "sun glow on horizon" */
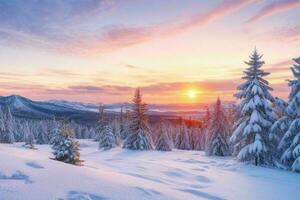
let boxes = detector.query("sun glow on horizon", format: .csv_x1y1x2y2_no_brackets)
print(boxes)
186,89,201,100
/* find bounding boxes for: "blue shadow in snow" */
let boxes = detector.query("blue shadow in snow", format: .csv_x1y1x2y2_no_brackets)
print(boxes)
26,161,44,169
0,170,33,184
65,191,109,200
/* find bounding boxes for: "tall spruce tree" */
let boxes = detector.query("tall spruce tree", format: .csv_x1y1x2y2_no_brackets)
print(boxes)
277,57,300,172
206,98,230,156
123,88,153,150
230,49,275,166
52,121,81,165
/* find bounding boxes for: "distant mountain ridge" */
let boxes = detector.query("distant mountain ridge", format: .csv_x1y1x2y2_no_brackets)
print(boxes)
0,95,98,123
0,95,180,123
0,95,219,123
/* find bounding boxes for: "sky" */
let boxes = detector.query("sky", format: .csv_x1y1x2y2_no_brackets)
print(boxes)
0,0,299,105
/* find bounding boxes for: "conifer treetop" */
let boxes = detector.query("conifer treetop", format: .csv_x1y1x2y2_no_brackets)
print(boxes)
235,49,274,102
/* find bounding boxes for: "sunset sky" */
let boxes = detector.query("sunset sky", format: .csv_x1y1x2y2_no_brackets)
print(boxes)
0,0,300,105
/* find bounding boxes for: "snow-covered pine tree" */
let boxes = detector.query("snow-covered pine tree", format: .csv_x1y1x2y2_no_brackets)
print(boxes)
226,104,240,154
119,108,129,140
88,127,96,139
175,122,191,150
278,57,300,172
155,123,172,151
36,121,48,144
0,107,6,143
269,97,289,163
111,118,121,144
13,119,23,142
206,98,230,156
52,121,81,165
94,106,106,141
273,97,288,117
99,124,116,150
48,118,60,144
23,122,35,149
123,88,153,150
197,129,205,150
230,49,276,166
201,107,211,149
96,107,117,150
80,126,89,139
0,107,15,143
190,127,203,150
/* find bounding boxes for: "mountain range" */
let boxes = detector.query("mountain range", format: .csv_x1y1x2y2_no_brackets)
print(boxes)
0,95,197,124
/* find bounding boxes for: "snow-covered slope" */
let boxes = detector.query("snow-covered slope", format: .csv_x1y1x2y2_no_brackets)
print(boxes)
0,140,299,200
48,100,100,112
0,95,98,121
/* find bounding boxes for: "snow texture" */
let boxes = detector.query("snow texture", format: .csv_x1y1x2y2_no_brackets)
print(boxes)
0,140,300,200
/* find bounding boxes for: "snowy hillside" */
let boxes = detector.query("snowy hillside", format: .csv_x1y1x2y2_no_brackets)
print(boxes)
48,100,100,112
0,95,95,120
0,140,299,200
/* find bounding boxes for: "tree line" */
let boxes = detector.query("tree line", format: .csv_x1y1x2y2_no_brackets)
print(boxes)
0,49,299,173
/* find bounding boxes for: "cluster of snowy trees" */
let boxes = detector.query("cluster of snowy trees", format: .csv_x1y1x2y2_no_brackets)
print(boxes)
231,49,300,173
95,88,234,154
0,112,96,146
1,49,299,172
0,89,234,164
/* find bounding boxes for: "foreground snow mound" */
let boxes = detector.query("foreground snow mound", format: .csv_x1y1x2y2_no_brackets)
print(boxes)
0,140,299,200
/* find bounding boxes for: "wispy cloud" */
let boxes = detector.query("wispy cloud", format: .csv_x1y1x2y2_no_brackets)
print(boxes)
0,0,117,51
264,24,300,45
247,0,300,23
66,0,255,55
37,69,81,77
0,0,255,55
265,59,293,73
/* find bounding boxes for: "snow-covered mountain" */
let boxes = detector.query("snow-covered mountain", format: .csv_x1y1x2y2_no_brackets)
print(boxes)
48,99,100,112
0,95,180,123
48,99,206,117
0,95,218,121
0,95,98,121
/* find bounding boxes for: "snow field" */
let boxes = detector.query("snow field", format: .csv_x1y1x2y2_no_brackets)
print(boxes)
1,140,300,200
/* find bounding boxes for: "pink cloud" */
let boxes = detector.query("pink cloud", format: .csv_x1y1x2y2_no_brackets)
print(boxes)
265,59,293,73
247,0,300,23
64,0,255,55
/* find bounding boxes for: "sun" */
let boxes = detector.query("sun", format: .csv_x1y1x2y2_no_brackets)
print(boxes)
186,90,199,99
